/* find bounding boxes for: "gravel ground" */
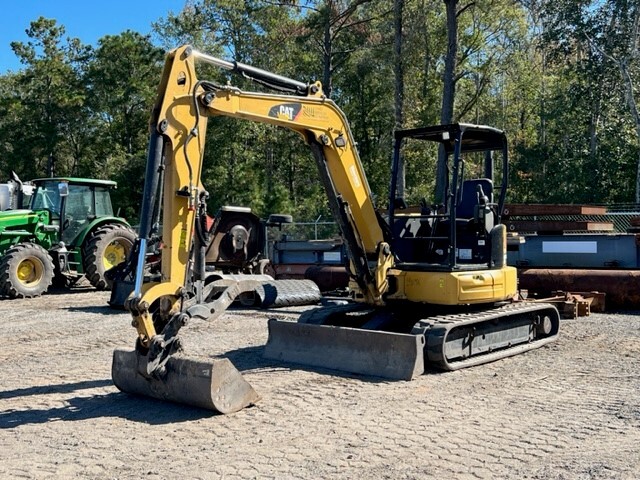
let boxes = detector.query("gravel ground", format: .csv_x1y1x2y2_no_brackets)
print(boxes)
1,286,639,479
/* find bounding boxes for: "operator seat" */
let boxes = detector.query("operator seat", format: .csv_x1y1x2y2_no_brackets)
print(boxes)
456,178,493,220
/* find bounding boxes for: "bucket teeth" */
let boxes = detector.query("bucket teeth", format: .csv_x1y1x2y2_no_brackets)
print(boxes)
112,348,259,413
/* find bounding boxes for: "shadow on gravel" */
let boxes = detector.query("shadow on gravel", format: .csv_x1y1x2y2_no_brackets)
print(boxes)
63,305,125,316
0,386,221,428
45,285,96,296
0,287,94,301
0,379,113,400
222,345,391,384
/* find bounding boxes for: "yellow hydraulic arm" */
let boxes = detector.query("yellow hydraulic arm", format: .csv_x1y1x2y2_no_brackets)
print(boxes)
127,45,393,351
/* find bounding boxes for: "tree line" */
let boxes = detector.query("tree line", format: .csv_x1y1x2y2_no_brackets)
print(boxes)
0,0,638,224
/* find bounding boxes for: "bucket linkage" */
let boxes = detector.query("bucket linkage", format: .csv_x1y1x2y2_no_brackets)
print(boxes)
112,279,267,413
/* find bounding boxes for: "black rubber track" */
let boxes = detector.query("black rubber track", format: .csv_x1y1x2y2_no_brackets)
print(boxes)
240,279,322,308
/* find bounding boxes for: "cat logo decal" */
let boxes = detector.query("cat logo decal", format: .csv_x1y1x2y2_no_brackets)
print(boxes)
268,103,302,121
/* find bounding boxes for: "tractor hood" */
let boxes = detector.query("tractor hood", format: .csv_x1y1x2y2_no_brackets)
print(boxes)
0,209,36,218
0,209,46,229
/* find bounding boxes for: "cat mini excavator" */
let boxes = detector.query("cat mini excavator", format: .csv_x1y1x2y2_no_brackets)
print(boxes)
112,45,560,412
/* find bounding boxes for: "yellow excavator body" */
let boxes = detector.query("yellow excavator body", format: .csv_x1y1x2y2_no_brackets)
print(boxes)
385,266,518,304
111,45,559,412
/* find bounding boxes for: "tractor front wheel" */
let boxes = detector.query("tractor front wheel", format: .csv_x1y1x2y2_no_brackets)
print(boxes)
83,224,136,290
0,243,55,298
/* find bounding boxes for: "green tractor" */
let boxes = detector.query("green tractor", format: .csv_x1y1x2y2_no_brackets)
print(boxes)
0,177,137,298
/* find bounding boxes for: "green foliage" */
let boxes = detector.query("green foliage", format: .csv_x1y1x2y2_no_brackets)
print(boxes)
83,31,164,219
518,0,640,203
0,17,90,179
1,0,639,228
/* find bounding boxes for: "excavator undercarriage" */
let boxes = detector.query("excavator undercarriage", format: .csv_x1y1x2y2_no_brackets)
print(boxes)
265,300,559,380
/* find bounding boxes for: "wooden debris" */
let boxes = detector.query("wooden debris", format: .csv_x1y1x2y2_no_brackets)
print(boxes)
502,204,612,234
505,220,613,234
553,290,606,313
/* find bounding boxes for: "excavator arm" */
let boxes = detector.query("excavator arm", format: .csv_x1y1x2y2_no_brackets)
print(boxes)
193,64,394,304
112,45,395,412
128,45,392,339
194,47,393,299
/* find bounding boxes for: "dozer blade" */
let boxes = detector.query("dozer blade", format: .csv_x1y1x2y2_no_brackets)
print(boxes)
263,319,425,380
112,348,259,413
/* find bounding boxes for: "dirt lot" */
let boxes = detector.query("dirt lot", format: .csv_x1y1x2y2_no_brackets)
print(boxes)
1,286,639,480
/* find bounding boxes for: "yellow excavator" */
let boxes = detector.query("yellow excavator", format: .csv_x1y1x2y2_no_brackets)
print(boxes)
111,45,560,413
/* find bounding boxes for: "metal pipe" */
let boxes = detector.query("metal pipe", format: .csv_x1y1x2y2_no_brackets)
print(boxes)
518,268,640,309
139,132,164,240
305,265,349,292
189,48,235,70
133,131,164,298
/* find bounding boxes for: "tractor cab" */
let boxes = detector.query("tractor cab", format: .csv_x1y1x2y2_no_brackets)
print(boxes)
30,178,117,246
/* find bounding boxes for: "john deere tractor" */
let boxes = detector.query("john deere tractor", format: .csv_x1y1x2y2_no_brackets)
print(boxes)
0,177,136,298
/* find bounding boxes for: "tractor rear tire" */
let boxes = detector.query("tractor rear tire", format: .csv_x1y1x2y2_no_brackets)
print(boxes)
0,243,55,298
83,224,136,290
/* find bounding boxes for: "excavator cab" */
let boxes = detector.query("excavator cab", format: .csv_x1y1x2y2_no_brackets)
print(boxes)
266,123,558,377
389,124,508,269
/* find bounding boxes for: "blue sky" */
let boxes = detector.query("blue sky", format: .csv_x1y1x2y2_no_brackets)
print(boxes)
1,0,186,74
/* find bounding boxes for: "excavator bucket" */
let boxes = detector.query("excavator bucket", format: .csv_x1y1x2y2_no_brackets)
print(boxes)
263,320,425,380
111,277,318,412
112,348,259,413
